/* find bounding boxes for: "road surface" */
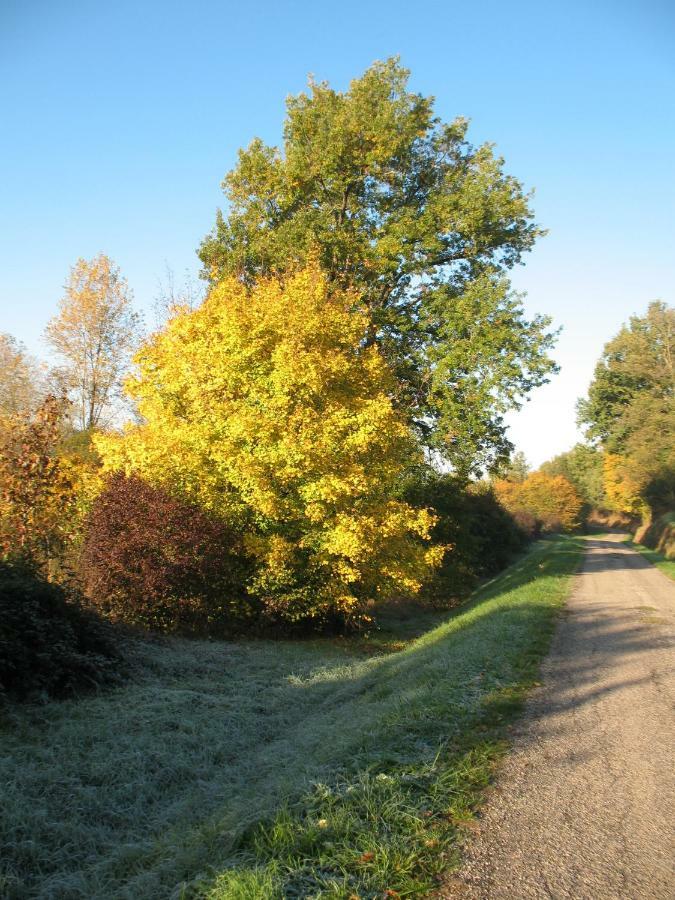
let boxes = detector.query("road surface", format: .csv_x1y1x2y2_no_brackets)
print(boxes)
442,535,675,899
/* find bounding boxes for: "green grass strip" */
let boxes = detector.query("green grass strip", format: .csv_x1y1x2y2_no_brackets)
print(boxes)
624,540,675,581
199,536,584,899
0,537,583,899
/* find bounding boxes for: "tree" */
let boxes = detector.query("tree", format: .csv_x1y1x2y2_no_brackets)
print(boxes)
578,301,674,513
198,59,558,477
45,253,142,430
539,443,606,509
602,453,647,518
0,396,80,572
0,332,47,416
494,471,582,534
96,265,443,627
501,450,530,482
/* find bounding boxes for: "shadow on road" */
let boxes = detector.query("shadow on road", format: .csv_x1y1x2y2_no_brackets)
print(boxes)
512,537,674,741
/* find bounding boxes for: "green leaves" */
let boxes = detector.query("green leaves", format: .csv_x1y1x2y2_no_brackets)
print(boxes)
578,300,675,514
199,58,557,476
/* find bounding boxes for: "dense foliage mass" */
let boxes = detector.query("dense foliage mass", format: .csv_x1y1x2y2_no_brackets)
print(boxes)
578,301,674,518
82,474,251,632
0,396,83,574
0,561,120,701
199,58,558,476
96,266,443,627
402,471,527,601
0,61,579,652
539,443,606,513
493,471,582,534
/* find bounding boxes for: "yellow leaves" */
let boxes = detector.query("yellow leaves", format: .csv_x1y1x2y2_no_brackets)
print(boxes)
603,453,649,517
494,471,583,533
44,253,140,430
96,264,440,622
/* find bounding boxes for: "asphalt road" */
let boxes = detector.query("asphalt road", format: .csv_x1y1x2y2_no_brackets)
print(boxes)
441,535,675,899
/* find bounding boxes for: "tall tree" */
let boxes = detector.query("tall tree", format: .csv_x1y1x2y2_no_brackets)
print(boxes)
45,254,142,430
199,58,558,476
578,300,675,512
0,333,47,416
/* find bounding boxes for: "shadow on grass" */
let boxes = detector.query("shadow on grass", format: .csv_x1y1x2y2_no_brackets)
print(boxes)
8,536,663,898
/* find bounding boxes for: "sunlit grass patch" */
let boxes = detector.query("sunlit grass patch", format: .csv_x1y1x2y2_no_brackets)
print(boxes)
0,537,584,899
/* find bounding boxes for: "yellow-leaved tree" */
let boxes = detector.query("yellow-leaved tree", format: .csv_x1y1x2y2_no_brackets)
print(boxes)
494,471,582,534
96,265,443,625
45,254,142,430
602,453,649,519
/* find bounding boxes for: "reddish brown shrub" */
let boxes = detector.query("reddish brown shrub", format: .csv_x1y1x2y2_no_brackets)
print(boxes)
81,473,254,632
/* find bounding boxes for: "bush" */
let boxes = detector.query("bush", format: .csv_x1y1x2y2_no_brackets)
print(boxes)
0,562,121,701
81,474,253,633
403,471,527,604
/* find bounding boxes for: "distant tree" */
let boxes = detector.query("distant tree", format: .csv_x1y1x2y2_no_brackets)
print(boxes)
96,264,444,627
0,332,47,417
540,443,605,509
45,254,142,430
502,450,530,482
578,301,674,513
494,471,582,534
199,58,558,477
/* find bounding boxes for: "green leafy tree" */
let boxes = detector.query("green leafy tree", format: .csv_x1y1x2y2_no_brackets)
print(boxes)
199,59,558,477
540,444,606,509
578,301,674,512
501,450,530,482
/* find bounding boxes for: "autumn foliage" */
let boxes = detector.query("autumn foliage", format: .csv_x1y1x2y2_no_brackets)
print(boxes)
0,397,79,571
493,471,582,535
45,254,141,430
403,471,527,603
95,266,443,627
81,474,251,632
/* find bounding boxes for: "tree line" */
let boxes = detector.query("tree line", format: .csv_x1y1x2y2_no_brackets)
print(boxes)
1,59,672,698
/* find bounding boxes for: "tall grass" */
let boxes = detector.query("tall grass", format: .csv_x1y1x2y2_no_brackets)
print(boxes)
0,537,583,899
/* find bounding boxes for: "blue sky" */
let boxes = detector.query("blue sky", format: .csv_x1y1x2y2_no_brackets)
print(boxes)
1,0,673,466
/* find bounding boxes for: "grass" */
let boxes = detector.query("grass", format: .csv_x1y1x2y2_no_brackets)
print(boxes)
0,536,584,899
624,540,675,581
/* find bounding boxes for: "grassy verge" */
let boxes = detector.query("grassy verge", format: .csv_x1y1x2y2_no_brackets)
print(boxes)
0,537,583,899
624,540,675,581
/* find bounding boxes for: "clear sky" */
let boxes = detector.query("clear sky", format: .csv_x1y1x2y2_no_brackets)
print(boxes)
1,0,673,467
